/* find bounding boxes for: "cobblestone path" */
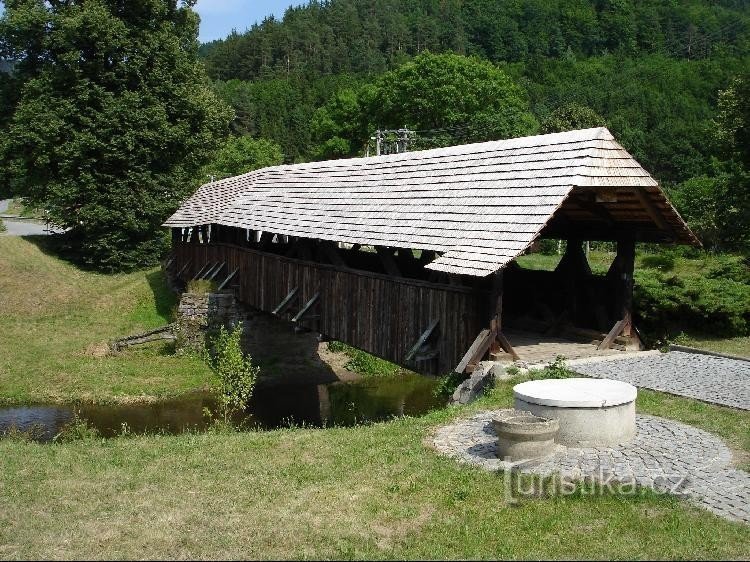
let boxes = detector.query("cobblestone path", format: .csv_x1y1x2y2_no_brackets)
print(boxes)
432,411,750,524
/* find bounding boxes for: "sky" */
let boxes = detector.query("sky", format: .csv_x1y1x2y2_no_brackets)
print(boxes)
0,1,300,44
194,0,300,43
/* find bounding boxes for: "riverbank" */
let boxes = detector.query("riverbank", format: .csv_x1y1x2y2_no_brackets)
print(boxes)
0,237,215,405
0,237,388,406
1,376,748,559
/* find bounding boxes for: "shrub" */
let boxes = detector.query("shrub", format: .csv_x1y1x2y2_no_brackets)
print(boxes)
186,279,218,294
209,323,259,422
641,253,676,272
433,371,467,399
537,239,563,255
634,269,750,343
327,341,403,376
0,218,5,233
705,255,750,285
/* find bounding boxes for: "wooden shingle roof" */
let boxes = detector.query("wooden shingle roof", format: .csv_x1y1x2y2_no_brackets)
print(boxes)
165,127,697,277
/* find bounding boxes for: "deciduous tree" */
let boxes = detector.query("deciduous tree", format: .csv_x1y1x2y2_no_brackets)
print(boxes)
0,0,232,271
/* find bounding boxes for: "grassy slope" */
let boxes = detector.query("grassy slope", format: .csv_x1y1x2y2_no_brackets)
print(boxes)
0,380,748,559
0,237,213,404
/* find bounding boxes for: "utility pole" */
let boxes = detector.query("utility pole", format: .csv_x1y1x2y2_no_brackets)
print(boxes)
370,127,414,156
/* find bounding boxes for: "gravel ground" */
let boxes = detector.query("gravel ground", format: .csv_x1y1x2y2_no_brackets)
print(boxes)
571,351,750,410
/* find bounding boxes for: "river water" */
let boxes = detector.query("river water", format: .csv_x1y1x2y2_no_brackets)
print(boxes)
0,373,443,441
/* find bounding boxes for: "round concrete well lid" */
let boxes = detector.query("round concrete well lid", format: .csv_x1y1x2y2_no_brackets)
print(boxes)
513,378,637,408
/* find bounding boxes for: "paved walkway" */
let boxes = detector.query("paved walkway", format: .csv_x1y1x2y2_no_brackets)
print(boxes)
432,410,750,524
1,201,64,237
571,351,750,410
0,218,63,236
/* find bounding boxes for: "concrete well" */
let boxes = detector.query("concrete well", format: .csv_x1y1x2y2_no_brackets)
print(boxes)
513,378,637,447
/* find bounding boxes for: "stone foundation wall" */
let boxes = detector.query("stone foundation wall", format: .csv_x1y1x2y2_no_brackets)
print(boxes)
175,292,242,352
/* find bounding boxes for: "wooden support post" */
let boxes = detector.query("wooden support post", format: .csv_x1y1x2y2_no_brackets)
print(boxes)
618,236,636,339
555,239,592,327
405,319,439,362
496,330,520,361
217,268,238,291
272,287,299,315
292,292,320,324
598,319,626,350
375,246,401,277
175,259,192,279
455,329,492,374
599,236,638,349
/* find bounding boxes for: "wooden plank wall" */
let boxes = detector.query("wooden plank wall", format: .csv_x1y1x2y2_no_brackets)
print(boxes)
173,242,485,375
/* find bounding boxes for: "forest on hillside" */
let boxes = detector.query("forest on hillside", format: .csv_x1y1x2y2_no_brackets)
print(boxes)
199,0,748,175
196,0,749,253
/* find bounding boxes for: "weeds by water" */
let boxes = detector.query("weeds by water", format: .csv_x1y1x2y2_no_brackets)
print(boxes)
53,411,100,442
206,323,259,423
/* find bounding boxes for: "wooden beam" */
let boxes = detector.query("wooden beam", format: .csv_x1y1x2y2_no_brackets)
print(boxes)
217,268,238,291
174,259,191,279
633,187,671,234
454,329,492,374
318,241,347,267
292,292,320,323
202,262,222,280
598,319,626,350
192,262,213,280
496,330,520,361
375,246,401,277
405,318,439,362
207,262,226,281
296,239,315,261
272,287,299,315
575,196,615,226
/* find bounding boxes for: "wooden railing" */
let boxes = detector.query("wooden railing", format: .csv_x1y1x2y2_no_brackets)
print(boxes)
172,242,485,375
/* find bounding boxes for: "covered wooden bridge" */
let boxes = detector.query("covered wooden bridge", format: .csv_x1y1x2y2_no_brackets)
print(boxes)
164,127,698,375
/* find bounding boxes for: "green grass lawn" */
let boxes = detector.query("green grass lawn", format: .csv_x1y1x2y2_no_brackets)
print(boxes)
671,333,750,358
0,237,748,558
0,237,213,404
0,377,748,559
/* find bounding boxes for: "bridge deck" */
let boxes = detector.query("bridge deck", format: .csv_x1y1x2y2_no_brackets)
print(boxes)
492,330,630,366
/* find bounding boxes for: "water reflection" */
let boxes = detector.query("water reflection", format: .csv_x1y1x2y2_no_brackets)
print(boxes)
0,373,443,441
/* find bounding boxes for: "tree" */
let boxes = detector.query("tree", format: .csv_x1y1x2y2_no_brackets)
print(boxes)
670,176,726,250
308,53,539,157
712,75,750,252
539,102,606,133
363,52,538,144
202,137,283,181
310,88,365,159
0,0,232,271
